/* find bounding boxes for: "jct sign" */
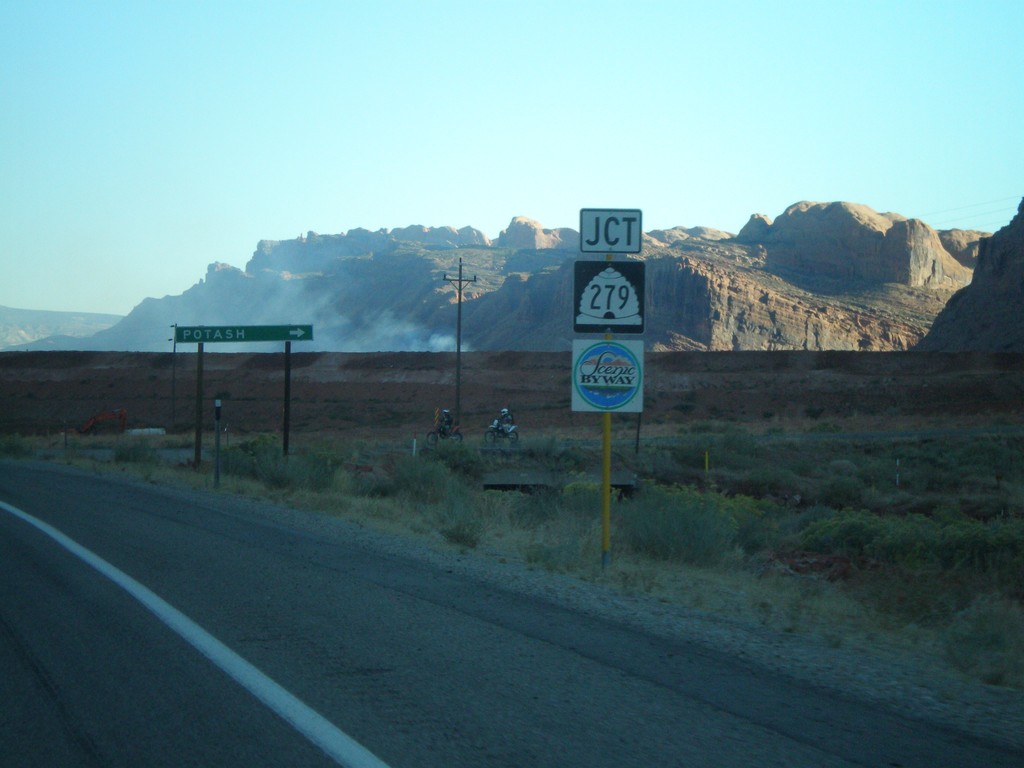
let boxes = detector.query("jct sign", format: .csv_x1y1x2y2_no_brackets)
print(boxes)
579,209,643,253
571,339,644,413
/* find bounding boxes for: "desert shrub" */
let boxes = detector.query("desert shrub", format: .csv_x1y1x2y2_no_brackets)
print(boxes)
816,474,866,510
220,445,257,477
380,454,457,503
774,504,839,544
559,479,605,519
251,446,292,489
827,459,858,476
800,511,1024,594
936,517,1024,593
881,437,1024,499
285,451,337,492
523,437,588,473
632,448,684,486
799,510,888,557
113,440,158,464
670,438,713,472
727,494,787,554
943,596,1024,687
219,436,338,492
221,435,277,479
523,540,591,572
507,488,562,527
734,466,803,499
712,430,761,470
0,434,31,457
434,493,482,549
943,438,1023,486
426,440,484,479
618,484,736,565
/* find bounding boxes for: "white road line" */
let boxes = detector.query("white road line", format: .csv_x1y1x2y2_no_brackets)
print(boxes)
0,500,391,768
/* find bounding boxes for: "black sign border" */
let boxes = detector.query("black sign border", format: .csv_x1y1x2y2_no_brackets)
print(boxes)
573,260,645,335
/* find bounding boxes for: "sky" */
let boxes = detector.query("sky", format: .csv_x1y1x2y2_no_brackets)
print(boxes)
1,0,1021,316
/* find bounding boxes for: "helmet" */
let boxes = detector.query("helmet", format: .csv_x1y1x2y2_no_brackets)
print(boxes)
501,408,509,416
442,409,450,414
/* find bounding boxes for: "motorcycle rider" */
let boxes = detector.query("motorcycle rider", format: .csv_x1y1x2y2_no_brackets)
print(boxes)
439,408,454,436
497,407,514,433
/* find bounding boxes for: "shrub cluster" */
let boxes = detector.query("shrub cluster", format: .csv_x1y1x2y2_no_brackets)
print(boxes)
113,439,159,464
0,434,31,458
800,510,1024,595
221,436,336,491
617,484,783,566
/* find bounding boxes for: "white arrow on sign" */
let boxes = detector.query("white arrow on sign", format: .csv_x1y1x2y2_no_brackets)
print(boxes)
289,328,306,338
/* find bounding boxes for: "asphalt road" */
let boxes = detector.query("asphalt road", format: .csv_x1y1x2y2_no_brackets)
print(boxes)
1,460,1020,768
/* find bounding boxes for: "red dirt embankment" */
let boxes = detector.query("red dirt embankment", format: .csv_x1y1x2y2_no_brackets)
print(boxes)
1,350,1022,439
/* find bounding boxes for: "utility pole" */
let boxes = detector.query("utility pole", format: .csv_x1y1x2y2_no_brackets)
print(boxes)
169,323,177,430
443,257,476,426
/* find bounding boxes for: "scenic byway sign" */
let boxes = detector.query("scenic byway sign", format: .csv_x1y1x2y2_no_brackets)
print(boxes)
579,208,643,254
572,339,644,413
573,260,645,334
175,325,313,343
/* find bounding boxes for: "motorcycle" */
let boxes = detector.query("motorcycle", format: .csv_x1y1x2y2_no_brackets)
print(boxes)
426,424,463,446
484,420,519,443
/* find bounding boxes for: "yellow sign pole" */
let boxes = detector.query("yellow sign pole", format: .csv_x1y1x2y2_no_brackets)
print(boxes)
602,407,612,570
601,250,614,571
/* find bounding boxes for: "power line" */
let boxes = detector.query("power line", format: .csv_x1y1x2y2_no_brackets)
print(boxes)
928,206,1018,230
918,195,1020,218
972,218,1017,231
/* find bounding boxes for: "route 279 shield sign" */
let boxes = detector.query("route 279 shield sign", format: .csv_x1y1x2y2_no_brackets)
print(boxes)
571,339,644,413
573,260,645,334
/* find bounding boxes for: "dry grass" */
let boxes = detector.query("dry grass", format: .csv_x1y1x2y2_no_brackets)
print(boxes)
7,424,1024,689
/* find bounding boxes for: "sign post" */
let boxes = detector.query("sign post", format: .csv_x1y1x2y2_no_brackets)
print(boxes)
174,325,314,464
194,342,204,468
214,398,222,488
575,209,644,571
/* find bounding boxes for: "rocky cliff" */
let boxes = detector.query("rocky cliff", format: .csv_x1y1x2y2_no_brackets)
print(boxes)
8,204,1000,353
494,216,577,250
916,198,1024,351
642,255,931,351
737,201,974,289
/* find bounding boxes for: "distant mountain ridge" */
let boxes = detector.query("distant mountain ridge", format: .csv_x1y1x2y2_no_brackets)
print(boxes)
0,305,122,349
7,200,1015,353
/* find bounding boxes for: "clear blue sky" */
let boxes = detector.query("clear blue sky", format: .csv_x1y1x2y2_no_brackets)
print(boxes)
2,0,1021,315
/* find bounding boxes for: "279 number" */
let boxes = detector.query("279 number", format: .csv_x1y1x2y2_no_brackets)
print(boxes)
587,284,631,312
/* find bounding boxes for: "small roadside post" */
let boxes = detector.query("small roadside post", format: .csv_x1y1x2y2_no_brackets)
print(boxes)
214,398,222,488
573,209,645,571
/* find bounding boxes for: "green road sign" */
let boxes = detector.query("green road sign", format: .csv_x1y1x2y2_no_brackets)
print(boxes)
175,325,313,343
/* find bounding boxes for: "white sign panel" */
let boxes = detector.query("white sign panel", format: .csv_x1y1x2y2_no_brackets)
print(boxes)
579,209,643,253
572,339,644,413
